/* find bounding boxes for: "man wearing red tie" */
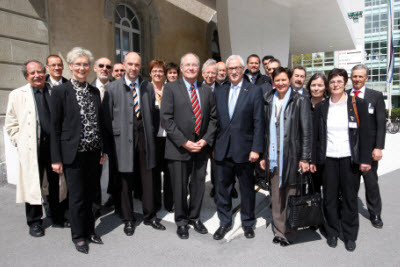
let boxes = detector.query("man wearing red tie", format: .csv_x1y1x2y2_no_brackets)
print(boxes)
161,53,217,239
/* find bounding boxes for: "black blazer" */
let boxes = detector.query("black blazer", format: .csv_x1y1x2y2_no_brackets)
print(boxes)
346,88,386,150
214,79,264,163
50,80,106,165
312,93,372,165
160,78,218,161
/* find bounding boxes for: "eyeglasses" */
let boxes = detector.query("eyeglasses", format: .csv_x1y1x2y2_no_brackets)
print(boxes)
98,64,112,70
204,72,216,76
151,70,164,74
329,80,345,85
72,63,90,68
227,66,243,72
47,64,63,69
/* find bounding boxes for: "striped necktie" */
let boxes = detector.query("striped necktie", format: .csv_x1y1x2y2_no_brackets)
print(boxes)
190,83,201,135
130,82,140,117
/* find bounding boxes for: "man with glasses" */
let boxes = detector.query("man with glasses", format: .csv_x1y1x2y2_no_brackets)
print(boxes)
112,62,125,80
161,53,217,239
92,57,112,101
213,55,264,240
45,55,68,91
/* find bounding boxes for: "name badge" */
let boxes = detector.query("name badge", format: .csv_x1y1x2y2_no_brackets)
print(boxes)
368,106,374,114
349,122,358,129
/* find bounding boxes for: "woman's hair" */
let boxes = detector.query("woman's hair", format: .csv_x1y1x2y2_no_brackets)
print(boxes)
306,73,329,97
272,67,292,81
148,60,166,74
165,62,180,75
66,47,94,65
327,68,348,84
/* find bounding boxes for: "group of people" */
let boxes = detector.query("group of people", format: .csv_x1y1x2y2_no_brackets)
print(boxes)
5,47,386,254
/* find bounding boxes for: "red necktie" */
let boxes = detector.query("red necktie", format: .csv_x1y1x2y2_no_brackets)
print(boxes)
190,84,201,135
354,90,361,97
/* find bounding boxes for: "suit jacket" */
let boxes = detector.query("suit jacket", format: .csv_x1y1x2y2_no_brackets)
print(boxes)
103,76,157,172
346,88,386,150
312,93,372,165
160,78,217,161
45,74,68,89
214,79,265,163
50,80,106,165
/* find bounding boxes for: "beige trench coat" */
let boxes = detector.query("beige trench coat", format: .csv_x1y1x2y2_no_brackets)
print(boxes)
5,83,66,204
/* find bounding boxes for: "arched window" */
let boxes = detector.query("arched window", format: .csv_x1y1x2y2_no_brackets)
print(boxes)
115,4,141,62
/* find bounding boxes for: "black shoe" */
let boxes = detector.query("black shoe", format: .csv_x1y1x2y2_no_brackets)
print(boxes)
177,225,189,239
256,179,268,190
210,187,216,198
188,220,208,234
144,220,166,230
243,226,255,239
94,209,102,219
345,240,356,252
280,239,291,247
370,215,383,229
327,236,338,248
75,242,89,254
213,225,232,240
231,188,238,199
29,224,44,237
52,219,71,228
103,196,114,208
166,207,175,213
89,235,103,244
124,221,135,236
273,236,284,244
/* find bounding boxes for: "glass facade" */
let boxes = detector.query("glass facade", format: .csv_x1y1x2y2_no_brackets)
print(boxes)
292,0,400,107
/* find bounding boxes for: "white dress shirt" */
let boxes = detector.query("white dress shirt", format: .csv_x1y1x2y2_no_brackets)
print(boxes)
349,86,366,99
326,94,352,158
228,80,243,105
95,79,109,101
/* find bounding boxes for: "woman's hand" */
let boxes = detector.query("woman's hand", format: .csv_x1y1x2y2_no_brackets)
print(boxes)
299,161,309,173
52,162,63,174
310,164,317,173
260,159,266,170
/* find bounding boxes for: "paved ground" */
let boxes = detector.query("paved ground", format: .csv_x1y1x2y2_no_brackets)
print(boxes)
1,133,399,266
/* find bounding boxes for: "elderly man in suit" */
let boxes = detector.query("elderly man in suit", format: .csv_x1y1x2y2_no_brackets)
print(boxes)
103,52,165,236
348,64,386,229
5,60,68,237
213,55,264,240
161,53,217,239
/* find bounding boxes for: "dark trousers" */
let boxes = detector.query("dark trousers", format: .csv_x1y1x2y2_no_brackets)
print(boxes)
208,150,217,187
107,153,121,213
323,157,361,241
311,164,324,194
92,163,103,213
153,137,173,211
168,155,207,226
64,151,101,243
362,160,382,217
215,159,255,227
120,129,155,223
26,141,64,226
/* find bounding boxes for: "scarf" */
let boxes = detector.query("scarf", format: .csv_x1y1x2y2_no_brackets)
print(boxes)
154,86,163,108
269,89,291,188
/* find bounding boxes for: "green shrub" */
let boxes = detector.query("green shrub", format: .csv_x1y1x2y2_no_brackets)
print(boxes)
386,108,400,120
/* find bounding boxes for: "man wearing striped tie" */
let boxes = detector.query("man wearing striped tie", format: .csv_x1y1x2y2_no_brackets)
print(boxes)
161,53,217,239
103,52,166,236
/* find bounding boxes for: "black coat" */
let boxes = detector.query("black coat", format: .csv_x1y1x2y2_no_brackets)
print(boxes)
160,78,218,161
50,80,107,164
312,93,372,165
264,88,312,187
102,77,157,172
244,70,272,97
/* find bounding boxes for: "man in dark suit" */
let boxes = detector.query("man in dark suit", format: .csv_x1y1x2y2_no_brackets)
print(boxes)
290,66,309,97
349,64,386,228
161,53,217,239
213,55,265,240
45,55,68,90
103,52,166,236
216,61,229,85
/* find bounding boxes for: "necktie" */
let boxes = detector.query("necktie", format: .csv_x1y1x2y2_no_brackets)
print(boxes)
229,85,239,119
130,83,140,117
100,85,105,101
251,76,256,84
190,84,201,135
354,90,361,97
38,88,51,136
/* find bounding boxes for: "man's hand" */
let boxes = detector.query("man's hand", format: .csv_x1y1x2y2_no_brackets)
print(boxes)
372,148,382,161
195,139,207,149
182,140,202,153
249,151,259,162
52,162,63,174
310,164,317,173
260,159,266,170
299,161,309,173
360,163,371,173
100,154,107,165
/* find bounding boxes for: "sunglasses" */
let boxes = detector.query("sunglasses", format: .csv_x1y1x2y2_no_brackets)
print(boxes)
98,64,112,70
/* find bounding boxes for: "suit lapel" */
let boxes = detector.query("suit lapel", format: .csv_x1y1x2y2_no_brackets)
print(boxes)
178,79,194,114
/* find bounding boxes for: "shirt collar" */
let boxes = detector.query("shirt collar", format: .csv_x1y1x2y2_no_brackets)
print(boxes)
125,75,139,88
49,76,62,86
96,79,109,88
351,86,365,93
231,79,243,90
183,78,197,91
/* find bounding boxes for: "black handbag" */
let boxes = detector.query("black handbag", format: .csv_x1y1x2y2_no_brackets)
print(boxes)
286,171,324,229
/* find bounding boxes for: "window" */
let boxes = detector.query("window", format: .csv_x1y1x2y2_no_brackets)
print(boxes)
115,4,141,62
